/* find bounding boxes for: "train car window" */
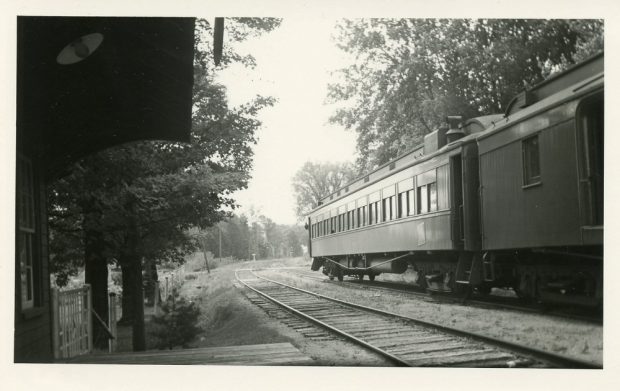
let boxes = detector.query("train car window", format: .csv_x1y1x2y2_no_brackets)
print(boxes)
382,199,387,222
407,190,415,216
429,182,438,212
522,135,541,186
385,196,394,220
362,205,367,226
437,164,450,210
418,185,428,214
369,202,379,224
398,184,415,218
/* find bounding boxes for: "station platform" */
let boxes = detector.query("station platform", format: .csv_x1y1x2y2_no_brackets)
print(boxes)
65,342,314,365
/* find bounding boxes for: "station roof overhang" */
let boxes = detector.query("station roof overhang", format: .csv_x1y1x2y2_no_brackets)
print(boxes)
17,16,199,179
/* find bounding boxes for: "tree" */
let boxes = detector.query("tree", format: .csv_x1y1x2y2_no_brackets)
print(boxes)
292,161,357,221
48,18,281,351
286,229,303,257
327,19,604,171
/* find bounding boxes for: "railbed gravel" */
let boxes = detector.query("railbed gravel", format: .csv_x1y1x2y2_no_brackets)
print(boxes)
257,267,603,366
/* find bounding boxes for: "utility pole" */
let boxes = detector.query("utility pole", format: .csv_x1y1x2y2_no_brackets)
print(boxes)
218,226,222,262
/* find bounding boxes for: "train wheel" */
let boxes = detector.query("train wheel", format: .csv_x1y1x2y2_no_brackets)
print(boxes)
337,268,344,282
515,273,539,303
358,274,364,281
368,273,375,282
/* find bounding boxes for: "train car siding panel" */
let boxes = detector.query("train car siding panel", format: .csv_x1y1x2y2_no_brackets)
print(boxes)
480,119,582,250
311,211,453,256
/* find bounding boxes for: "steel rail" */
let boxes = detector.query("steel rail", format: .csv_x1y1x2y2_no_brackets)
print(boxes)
250,270,602,369
288,268,602,325
234,270,412,366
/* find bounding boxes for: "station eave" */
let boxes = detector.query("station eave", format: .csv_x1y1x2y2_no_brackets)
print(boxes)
17,16,196,178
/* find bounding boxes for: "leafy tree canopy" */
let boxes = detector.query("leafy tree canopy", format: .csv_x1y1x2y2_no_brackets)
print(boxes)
292,161,357,221
327,19,604,171
49,18,281,285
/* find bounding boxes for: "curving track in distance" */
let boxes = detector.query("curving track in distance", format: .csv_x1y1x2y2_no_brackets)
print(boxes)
235,269,601,368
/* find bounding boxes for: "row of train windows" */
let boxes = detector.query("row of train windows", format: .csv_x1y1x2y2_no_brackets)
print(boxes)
311,176,442,239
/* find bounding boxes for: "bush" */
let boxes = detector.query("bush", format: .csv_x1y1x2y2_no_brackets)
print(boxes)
184,273,197,280
150,290,203,349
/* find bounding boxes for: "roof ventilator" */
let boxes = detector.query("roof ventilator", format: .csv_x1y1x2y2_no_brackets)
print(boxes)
445,115,465,143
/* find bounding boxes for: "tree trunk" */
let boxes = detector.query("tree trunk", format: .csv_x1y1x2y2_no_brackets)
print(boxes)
83,210,109,350
118,201,146,351
118,258,134,325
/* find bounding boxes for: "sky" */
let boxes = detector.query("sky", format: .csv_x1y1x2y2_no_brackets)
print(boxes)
216,17,357,226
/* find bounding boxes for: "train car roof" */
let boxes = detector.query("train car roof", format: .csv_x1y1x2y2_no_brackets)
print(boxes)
475,54,603,144
308,118,491,215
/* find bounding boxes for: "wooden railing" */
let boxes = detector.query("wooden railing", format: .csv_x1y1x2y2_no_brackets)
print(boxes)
51,285,93,359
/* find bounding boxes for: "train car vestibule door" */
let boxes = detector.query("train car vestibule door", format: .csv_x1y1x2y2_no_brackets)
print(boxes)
578,94,604,227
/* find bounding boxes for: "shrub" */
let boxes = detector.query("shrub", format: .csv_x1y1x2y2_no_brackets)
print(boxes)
150,290,203,349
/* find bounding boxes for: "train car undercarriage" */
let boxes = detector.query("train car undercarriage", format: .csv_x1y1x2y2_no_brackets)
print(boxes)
311,246,602,308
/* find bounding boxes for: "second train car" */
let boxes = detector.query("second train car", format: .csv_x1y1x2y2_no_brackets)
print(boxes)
307,52,603,307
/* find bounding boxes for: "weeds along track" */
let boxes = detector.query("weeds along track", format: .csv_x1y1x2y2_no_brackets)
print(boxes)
235,269,601,368
281,268,602,325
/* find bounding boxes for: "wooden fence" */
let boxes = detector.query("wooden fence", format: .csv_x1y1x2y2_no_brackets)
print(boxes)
51,285,93,359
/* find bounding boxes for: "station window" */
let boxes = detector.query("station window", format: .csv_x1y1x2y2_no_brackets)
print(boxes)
522,135,541,186
17,155,37,311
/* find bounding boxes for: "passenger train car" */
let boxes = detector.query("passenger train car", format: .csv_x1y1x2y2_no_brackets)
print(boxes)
307,53,603,307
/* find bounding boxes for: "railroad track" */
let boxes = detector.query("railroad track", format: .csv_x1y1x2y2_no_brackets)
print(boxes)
236,269,600,368
281,267,602,325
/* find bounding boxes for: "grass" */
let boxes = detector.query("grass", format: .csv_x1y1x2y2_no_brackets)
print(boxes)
143,254,311,350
